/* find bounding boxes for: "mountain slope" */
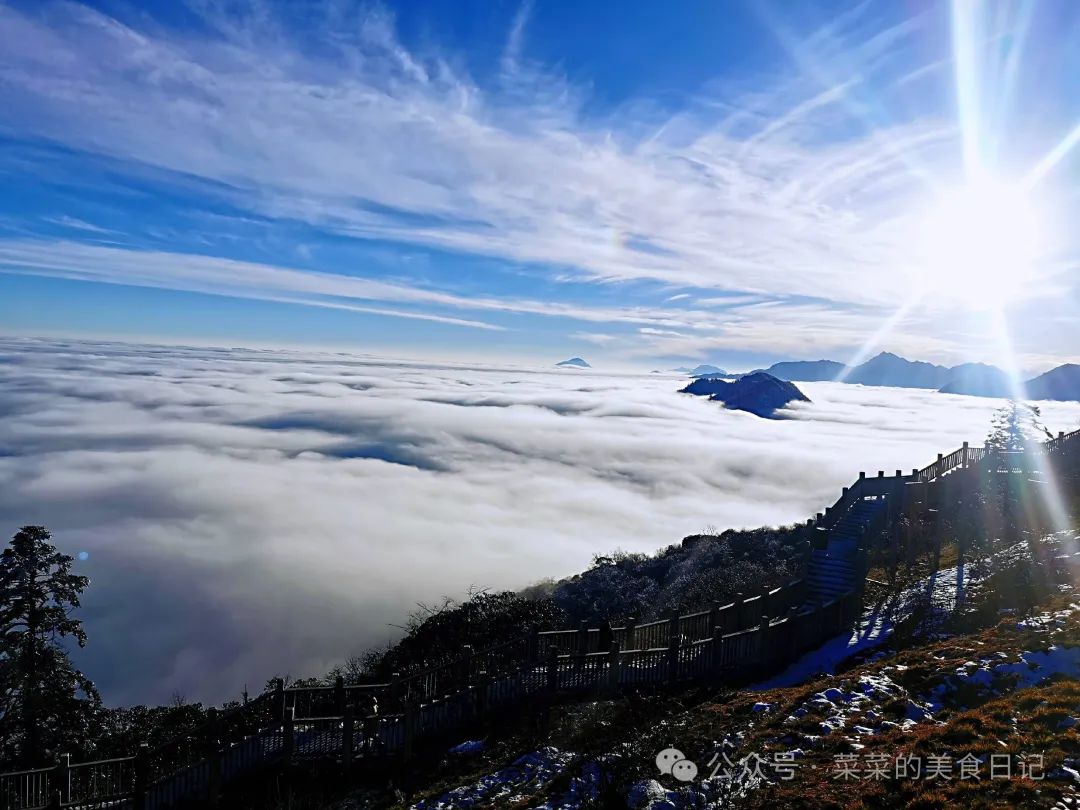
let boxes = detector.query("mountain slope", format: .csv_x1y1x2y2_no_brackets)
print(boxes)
556,357,591,368
938,362,1012,397
846,352,951,389
681,372,809,418
1026,363,1080,401
761,359,845,382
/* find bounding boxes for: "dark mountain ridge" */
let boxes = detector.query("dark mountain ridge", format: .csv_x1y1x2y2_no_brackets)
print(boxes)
681,371,810,418
742,352,1079,400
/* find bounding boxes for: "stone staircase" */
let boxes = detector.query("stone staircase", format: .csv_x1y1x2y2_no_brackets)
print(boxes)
806,496,885,603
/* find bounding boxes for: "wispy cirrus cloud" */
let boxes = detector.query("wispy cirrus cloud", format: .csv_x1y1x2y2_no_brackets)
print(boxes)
0,239,999,365
0,239,765,332
0,1,943,306
0,1,1075,364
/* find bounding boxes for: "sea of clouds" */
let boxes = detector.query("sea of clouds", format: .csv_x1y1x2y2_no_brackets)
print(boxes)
1,337,1077,706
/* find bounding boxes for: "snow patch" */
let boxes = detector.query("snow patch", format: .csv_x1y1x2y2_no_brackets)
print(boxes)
412,747,574,809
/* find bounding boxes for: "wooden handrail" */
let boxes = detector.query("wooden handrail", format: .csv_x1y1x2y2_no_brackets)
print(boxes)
913,427,1079,485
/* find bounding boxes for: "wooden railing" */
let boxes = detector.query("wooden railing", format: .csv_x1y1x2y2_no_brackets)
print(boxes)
0,767,52,810
0,573,831,810
915,428,1080,484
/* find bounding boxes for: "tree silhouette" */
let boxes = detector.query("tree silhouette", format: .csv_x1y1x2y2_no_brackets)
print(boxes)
0,526,101,766
985,401,1051,452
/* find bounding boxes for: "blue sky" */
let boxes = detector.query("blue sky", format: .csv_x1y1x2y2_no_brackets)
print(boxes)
0,0,1077,370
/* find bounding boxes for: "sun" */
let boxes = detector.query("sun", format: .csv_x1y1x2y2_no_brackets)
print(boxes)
909,177,1044,310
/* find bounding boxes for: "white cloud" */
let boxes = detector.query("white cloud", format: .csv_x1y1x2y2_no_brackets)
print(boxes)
0,239,746,332
1,337,1077,705
0,3,993,307
0,2,1075,363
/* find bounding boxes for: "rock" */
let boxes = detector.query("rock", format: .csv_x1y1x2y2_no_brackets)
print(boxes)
448,739,485,754
626,779,671,809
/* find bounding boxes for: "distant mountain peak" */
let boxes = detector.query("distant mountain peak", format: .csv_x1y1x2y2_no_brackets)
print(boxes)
938,363,1012,397
758,359,845,383
847,352,950,389
745,350,1078,401
1025,364,1080,401
688,364,726,377
556,357,590,368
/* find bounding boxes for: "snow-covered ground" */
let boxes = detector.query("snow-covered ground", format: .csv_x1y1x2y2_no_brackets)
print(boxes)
411,747,603,810
752,534,1075,691
752,558,981,691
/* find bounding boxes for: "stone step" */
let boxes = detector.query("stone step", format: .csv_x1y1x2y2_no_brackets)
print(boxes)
808,570,855,585
807,586,851,602
811,565,854,578
809,558,853,569
808,587,852,599
807,568,855,582
809,560,853,571
810,560,855,574
808,579,853,594
830,529,861,540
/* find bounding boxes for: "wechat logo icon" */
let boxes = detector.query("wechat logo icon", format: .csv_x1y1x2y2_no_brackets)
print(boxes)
656,748,698,782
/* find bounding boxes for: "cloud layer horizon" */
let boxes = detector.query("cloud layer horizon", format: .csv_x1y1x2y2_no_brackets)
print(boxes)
1,337,1077,706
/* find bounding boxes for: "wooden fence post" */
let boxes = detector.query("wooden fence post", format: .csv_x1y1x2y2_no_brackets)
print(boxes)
461,645,474,685
576,621,589,654
709,602,721,635
666,608,679,644
273,678,285,722
133,743,149,810
711,631,725,678
402,701,418,763
389,672,402,710
334,675,346,716
545,646,559,695
283,706,295,760
623,618,637,651
342,695,355,766
606,642,621,693
758,606,772,669
475,671,490,717
207,739,222,807
57,754,70,806
666,634,681,684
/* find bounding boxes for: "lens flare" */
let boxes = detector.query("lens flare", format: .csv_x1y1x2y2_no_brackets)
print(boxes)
909,177,1043,310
